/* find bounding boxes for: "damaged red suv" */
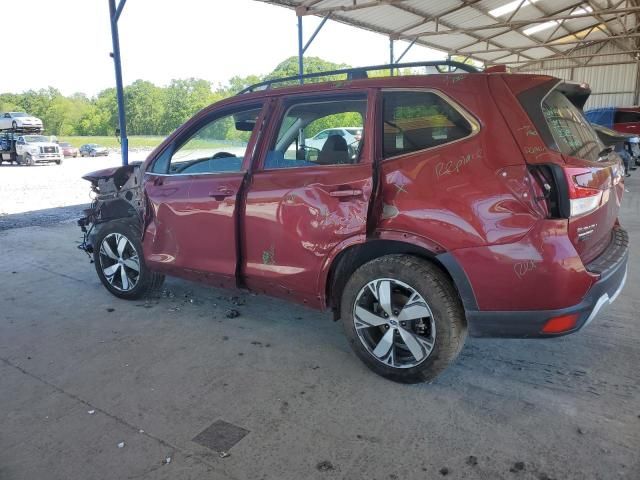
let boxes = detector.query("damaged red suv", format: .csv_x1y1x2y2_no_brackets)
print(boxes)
78,62,628,383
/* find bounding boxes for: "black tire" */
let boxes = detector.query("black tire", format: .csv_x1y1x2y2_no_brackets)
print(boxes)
90,150,96,157
25,154,35,166
55,159,62,165
92,218,164,300
11,120,17,130
340,254,467,384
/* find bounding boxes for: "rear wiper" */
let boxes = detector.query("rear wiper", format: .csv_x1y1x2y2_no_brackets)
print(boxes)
597,146,614,161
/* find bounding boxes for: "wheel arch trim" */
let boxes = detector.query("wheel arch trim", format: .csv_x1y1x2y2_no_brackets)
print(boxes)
321,230,478,315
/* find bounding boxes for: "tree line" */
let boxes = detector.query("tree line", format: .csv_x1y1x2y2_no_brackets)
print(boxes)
0,57,350,136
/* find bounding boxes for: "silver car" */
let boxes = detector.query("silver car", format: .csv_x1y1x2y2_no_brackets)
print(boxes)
0,112,43,131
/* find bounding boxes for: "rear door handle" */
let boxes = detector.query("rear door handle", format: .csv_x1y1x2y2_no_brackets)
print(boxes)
329,189,362,198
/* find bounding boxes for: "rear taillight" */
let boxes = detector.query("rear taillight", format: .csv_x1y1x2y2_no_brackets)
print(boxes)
564,167,604,217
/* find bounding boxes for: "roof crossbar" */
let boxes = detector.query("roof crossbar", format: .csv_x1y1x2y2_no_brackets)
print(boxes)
238,60,479,94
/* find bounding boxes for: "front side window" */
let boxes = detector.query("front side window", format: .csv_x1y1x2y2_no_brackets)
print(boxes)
153,107,261,175
542,90,603,162
264,97,366,169
382,91,475,158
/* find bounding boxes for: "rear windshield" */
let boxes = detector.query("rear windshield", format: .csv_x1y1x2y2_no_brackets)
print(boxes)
542,90,604,162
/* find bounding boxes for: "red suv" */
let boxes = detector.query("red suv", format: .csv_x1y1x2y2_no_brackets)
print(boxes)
78,62,628,383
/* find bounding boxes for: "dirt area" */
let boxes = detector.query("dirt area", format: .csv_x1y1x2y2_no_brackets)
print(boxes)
0,163,638,479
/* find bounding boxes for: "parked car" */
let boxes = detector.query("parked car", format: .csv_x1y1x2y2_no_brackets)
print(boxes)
591,123,638,175
0,112,43,131
59,142,79,158
585,106,640,136
305,127,362,150
79,144,108,157
77,65,628,383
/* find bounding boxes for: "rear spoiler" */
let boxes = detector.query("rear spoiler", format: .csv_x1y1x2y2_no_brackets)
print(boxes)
557,81,591,110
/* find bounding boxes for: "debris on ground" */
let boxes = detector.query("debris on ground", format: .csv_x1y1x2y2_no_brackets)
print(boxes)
510,461,525,473
226,309,240,318
577,427,585,435
106,308,115,313
162,456,171,465
117,441,125,448
230,296,246,306
439,467,449,476
219,451,230,458
251,341,262,346
87,410,95,415
316,460,335,472
222,336,229,341
138,429,144,433
466,456,478,466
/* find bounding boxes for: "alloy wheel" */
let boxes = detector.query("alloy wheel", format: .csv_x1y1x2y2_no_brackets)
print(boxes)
98,233,140,291
353,278,436,369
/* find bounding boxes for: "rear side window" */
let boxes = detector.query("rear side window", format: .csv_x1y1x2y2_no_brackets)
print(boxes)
615,111,640,124
542,90,603,162
382,91,475,158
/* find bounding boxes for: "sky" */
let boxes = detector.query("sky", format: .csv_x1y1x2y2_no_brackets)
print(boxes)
0,0,444,97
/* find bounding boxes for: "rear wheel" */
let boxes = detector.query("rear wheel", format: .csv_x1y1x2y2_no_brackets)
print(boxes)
341,255,466,383
93,219,164,300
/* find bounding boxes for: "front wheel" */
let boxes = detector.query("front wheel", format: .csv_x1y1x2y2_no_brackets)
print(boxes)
25,154,35,166
93,219,164,300
341,255,467,383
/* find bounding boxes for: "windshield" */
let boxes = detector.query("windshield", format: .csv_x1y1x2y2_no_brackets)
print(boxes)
24,135,48,142
60,142,71,147
346,128,362,135
542,90,604,162
10,112,28,117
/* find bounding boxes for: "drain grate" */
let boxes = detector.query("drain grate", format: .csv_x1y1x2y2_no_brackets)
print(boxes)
192,420,250,452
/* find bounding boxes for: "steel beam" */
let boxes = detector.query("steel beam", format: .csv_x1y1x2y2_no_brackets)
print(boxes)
108,0,128,166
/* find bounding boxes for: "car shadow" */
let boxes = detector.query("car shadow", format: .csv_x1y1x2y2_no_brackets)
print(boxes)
0,203,89,232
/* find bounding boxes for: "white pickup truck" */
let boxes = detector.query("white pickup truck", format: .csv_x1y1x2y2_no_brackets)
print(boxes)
15,134,63,165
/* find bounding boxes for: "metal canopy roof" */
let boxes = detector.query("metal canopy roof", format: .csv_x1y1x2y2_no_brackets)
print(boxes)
256,0,640,71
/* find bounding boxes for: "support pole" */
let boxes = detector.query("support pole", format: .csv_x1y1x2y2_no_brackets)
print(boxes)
389,38,395,76
109,0,128,166
635,57,640,105
395,38,417,64
298,15,304,84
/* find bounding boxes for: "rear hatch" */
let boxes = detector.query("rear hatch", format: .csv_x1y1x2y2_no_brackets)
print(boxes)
502,77,624,265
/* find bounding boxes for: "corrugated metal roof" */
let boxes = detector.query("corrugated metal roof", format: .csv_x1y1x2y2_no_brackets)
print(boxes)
255,0,640,70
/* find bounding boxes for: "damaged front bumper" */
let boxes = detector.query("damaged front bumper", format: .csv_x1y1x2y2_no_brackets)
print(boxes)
77,162,144,255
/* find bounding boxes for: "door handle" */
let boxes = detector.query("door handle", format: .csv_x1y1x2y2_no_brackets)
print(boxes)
329,189,362,198
209,187,235,200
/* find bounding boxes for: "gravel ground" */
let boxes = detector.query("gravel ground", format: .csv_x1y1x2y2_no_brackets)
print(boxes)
0,151,151,230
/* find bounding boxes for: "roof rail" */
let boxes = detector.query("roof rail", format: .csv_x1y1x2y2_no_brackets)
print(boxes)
238,60,480,94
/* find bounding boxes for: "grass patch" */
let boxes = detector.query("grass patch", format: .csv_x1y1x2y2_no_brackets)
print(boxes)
58,135,165,149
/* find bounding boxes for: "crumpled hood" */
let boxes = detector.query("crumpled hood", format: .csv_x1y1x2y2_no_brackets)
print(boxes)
82,162,142,187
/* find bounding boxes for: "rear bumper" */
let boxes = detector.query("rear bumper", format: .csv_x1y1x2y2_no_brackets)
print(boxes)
444,227,629,338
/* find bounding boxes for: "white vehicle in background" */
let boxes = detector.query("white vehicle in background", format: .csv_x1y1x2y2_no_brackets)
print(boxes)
15,134,63,165
305,127,362,151
0,112,43,131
